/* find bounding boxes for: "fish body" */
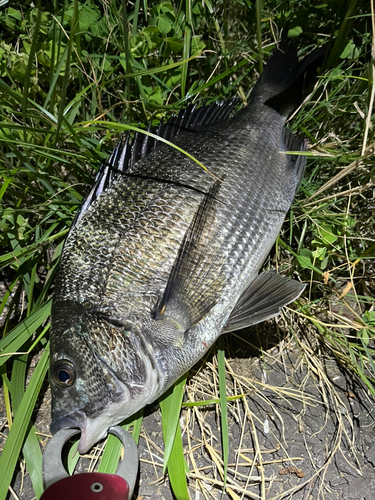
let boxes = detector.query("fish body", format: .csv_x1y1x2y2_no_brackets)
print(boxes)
50,41,323,453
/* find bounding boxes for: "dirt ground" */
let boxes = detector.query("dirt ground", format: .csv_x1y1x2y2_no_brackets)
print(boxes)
1,320,375,500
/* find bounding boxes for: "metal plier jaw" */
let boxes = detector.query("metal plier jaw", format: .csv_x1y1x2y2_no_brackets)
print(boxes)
41,426,138,500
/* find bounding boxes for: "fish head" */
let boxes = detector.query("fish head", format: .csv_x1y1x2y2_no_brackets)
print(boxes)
50,300,134,453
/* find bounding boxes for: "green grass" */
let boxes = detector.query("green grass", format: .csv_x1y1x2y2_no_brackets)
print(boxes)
0,1,374,499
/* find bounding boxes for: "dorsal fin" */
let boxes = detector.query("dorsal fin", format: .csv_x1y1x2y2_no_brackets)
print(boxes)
70,98,239,229
153,180,226,329
158,97,239,137
71,136,130,229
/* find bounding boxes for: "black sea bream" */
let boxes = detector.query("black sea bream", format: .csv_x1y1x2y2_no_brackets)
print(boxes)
50,41,323,453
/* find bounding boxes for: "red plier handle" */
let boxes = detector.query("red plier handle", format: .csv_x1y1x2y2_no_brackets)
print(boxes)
41,426,138,500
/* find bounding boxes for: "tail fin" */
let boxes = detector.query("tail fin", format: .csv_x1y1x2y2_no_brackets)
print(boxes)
251,40,325,117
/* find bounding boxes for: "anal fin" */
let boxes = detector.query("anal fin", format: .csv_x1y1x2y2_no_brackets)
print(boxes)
222,271,305,334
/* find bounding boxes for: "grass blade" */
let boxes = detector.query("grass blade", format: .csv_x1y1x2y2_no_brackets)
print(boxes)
98,410,143,474
326,0,361,68
22,0,41,137
55,0,77,143
181,0,192,98
43,45,69,110
132,0,141,36
0,346,49,500
165,419,190,500
122,0,132,106
20,428,44,499
11,353,44,499
255,0,263,73
66,440,80,475
76,121,218,179
159,375,187,473
218,338,229,496
0,300,52,367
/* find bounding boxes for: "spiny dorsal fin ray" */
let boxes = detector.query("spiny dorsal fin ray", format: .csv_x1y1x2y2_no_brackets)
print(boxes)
71,98,239,229
71,136,129,230
222,271,305,333
151,97,239,149
154,180,226,329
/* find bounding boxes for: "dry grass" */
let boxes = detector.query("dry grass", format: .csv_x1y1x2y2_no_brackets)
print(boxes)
130,302,374,499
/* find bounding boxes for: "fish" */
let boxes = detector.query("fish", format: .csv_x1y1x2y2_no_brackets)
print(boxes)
50,40,324,453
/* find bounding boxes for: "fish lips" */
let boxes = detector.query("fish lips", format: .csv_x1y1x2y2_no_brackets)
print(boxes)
51,410,101,454
51,409,115,454
50,409,86,435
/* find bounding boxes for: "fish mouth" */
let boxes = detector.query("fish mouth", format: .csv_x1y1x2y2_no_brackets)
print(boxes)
50,409,86,434
50,410,108,454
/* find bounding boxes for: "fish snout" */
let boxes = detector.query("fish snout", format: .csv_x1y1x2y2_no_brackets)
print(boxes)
50,410,108,454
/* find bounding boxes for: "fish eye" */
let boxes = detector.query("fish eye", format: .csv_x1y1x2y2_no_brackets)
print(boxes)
52,360,76,388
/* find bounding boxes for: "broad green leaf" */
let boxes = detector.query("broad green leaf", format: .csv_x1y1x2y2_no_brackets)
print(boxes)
296,249,323,274
166,37,183,53
296,249,313,269
364,311,375,326
158,13,173,33
340,40,358,59
288,26,303,38
312,246,327,260
7,7,22,20
320,225,338,245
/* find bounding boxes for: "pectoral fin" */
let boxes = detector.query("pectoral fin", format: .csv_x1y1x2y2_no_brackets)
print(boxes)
222,271,305,334
154,180,226,328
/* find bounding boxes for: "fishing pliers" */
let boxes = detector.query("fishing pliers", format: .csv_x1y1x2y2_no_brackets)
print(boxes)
41,426,138,500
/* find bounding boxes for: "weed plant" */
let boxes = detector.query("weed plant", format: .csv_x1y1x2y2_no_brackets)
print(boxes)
0,1,374,499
